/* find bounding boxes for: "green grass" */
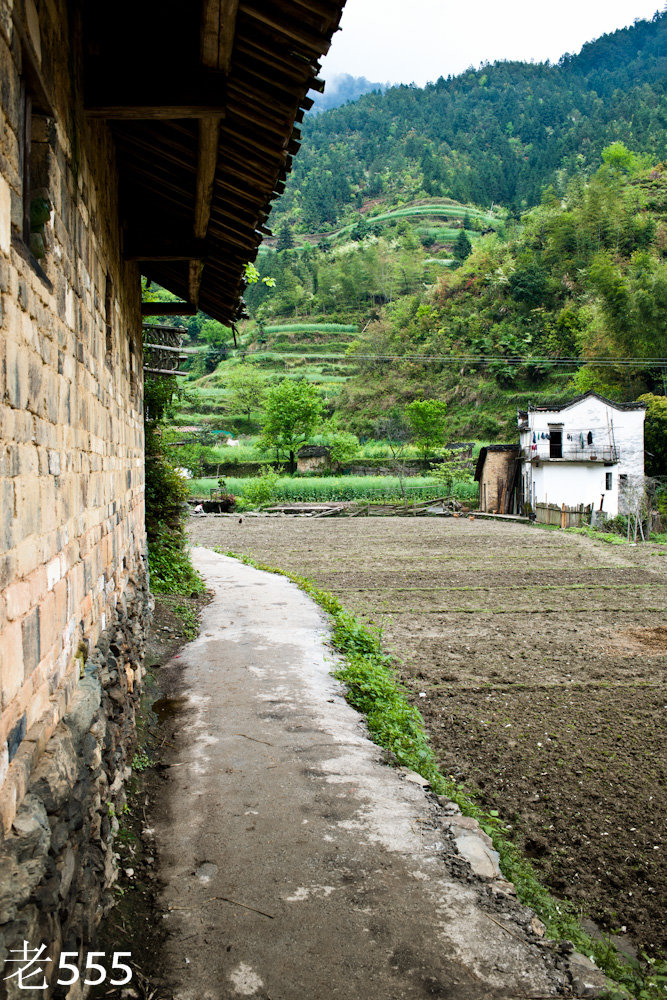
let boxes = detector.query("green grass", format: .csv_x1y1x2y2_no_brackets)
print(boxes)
367,205,497,225
416,226,474,242
264,322,358,334
189,474,478,505
171,602,200,641
222,551,665,1000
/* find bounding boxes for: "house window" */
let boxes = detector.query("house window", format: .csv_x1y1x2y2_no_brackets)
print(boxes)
18,44,53,259
549,427,562,459
105,274,114,361
606,472,613,491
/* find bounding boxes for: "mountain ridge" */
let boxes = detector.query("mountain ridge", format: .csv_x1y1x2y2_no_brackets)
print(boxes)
273,11,666,228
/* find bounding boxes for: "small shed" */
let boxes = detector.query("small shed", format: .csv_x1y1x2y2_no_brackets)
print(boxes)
297,445,332,473
475,445,521,513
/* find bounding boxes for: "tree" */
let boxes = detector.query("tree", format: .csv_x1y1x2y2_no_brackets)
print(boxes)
262,378,324,472
638,393,667,477
198,318,232,373
453,228,472,262
405,399,448,461
374,408,412,458
327,430,360,471
226,365,266,426
276,222,295,252
374,408,413,499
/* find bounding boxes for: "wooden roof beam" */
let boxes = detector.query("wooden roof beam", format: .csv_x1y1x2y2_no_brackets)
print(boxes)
85,81,228,119
191,1,240,308
239,5,332,57
141,301,198,316
202,0,240,73
124,237,210,262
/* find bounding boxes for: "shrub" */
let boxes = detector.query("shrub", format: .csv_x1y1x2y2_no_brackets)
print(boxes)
144,377,204,595
240,466,280,508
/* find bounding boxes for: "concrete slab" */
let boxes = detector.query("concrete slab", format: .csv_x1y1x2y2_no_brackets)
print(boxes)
152,548,573,1000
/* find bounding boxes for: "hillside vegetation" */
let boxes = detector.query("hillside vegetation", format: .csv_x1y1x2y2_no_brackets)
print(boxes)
272,11,666,228
157,14,666,458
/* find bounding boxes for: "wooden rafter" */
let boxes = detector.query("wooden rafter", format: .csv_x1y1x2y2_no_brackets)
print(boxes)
189,0,241,308
202,0,240,73
124,237,210,262
141,301,198,316
121,0,347,325
194,119,221,239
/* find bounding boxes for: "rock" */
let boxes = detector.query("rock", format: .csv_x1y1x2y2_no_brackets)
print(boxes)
29,731,77,813
396,767,431,789
568,951,613,997
57,847,76,898
451,831,502,880
491,879,517,897
435,796,461,815
63,675,102,740
11,794,50,844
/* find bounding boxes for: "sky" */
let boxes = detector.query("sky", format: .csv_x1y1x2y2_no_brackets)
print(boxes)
320,1,663,87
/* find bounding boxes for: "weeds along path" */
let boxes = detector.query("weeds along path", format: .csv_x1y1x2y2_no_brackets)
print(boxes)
188,516,667,960
151,546,573,999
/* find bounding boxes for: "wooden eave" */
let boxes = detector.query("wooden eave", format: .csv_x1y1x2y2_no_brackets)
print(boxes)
83,0,345,324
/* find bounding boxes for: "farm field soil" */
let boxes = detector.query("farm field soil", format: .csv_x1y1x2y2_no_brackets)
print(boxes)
188,516,667,958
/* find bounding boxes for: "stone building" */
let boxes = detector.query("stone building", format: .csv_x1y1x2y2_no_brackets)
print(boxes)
474,445,521,513
296,444,331,473
0,0,344,989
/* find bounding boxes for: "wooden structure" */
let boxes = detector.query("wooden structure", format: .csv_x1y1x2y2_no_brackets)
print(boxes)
143,323,189,377
474,445,521,514
535,503,591,528
0,0,345,975
84,0,346,325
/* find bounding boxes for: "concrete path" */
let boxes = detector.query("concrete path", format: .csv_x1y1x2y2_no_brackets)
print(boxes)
152,548,573,1000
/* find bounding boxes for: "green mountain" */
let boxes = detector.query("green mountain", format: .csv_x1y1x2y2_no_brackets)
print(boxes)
172,14,667,453
273,11,666,228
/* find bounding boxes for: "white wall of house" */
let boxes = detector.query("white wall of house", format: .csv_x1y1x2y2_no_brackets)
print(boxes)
519,394,645,517
528,461,619,513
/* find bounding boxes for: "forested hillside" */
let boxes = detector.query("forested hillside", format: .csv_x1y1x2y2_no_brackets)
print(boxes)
165,13,666,452
272,11,666,228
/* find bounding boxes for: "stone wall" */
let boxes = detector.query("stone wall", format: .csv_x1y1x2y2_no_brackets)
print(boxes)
0,0,147,986
0,581,150,998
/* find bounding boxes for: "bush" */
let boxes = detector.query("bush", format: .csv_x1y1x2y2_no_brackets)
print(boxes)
239,466,280,508
598,513,629,536
144,377,204,595
148,529,206,595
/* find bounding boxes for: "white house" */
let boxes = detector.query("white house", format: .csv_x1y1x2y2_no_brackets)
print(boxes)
518,392,646,517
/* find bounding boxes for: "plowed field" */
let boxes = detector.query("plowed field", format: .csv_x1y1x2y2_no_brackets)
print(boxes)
189,515,667,957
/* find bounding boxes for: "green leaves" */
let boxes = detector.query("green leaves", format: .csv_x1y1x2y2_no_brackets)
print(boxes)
261,378,324,461
405,399,448,461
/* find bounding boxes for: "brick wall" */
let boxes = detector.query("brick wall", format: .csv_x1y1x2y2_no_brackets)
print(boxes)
479,450,517,512
0,0,146,831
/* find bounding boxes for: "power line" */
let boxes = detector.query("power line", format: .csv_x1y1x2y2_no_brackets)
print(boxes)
247,350,667,368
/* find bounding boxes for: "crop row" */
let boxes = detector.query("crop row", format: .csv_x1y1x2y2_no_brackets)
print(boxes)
190,475,479,504
263,323,358,334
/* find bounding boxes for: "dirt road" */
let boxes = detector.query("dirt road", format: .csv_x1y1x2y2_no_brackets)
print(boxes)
151,547,578,999
188,516,667,957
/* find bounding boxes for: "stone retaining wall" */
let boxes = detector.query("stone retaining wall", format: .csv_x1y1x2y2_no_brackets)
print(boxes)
0,574,150,997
